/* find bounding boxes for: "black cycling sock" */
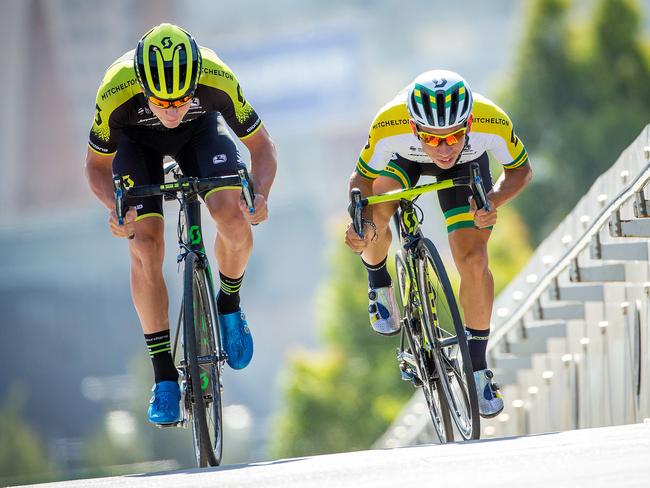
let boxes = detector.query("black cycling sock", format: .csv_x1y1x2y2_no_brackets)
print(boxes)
361,256,392,289
466,326,489,372
145,330,178,383
217,272,244,314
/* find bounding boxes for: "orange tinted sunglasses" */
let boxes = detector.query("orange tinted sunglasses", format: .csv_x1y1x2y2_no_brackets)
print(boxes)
148,94,194,109
417,125,467,147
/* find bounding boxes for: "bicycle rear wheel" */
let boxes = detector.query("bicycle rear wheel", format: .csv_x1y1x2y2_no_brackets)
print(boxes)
183,252,224,467
395,250,454,443
415,238,480,440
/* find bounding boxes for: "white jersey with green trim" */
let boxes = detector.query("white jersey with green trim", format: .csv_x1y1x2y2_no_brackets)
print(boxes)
356,89,529,179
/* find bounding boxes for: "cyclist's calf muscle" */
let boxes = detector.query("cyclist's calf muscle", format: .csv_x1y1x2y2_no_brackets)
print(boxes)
128,217,170,335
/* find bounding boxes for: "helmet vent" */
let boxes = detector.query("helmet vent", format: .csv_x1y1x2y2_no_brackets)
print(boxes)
410,91,422,119
460,94,470,121
421,91,435,127
435,92,446,127
148,48,161,91
449,90,459,126
177,45,188,92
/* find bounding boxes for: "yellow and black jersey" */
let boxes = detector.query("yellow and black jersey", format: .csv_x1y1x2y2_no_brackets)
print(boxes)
89,47,262,155
356,89,529,179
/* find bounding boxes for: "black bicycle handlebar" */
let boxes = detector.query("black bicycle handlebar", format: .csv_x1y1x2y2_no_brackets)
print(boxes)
114,164,256,226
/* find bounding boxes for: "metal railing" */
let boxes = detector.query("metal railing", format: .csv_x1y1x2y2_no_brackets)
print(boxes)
376,125,650,447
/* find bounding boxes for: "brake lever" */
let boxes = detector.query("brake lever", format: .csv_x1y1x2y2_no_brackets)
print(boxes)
469,162,491,213
349,188,364,238
113,176,127,225
237,163,259,226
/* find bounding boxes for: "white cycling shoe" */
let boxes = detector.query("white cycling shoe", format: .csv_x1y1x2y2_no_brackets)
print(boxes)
368,286,401,336
474,368,504,418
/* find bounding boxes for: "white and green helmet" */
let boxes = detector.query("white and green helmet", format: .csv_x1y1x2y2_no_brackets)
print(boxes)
406,70,473,129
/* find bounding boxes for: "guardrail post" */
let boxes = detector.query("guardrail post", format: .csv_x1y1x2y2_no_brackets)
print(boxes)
550,277,560,300
598,321,613,426
609,209,622,237
633,189,649,218
569,257,581,282
590,232,602,259
533,299,543,320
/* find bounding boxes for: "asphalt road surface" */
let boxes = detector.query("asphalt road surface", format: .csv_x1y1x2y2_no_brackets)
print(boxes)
19,423,650,488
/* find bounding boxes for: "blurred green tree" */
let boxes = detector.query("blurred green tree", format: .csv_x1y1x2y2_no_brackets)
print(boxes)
501,0,650,243
0,385,58,486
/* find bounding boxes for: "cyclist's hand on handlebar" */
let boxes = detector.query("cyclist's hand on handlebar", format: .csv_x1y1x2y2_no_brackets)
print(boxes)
239,193,268,224
109,207,137,239
469,195,497,229
344,221,373,253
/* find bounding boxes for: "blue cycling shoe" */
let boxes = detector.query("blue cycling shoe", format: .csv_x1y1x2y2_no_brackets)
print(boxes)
219,309,254,370
147,381,181,425
474,369,504,418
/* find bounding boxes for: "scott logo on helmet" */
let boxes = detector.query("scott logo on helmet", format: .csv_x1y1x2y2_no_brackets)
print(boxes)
161,36,172,49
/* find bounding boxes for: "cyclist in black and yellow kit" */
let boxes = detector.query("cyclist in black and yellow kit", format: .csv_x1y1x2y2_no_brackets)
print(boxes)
85,24,277,424
344,70,532,418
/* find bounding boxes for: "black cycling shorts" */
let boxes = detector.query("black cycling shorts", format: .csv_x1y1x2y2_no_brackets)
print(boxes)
112,112,242,220
379,152,493,232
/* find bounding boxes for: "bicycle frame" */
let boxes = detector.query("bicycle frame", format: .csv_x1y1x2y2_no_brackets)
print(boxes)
173,187,223,373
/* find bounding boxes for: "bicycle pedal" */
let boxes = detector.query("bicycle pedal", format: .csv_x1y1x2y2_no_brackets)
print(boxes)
400,369,423,388
400,369,415,382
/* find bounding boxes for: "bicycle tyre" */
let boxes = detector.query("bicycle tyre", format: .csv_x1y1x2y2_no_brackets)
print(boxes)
395,250,454,443
195,261,224,466
415,238,480,440
183,252,223,467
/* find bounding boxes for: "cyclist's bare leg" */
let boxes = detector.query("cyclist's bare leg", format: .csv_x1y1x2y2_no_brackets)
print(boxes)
449,227,503,414
128,215,169,334
448,227,493,330
206,189,255,369
205,189,252,278
360,176,401,265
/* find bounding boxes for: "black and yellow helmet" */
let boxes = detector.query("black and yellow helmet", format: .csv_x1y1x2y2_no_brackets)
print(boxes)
134,23,202,101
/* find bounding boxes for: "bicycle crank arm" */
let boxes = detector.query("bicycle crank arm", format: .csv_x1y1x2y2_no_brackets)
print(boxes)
196,353,222,365
438,336,459,348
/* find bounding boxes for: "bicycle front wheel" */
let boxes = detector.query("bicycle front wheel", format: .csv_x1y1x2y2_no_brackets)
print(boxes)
183,252,224,467
395,250,454,443
415,238,480,440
